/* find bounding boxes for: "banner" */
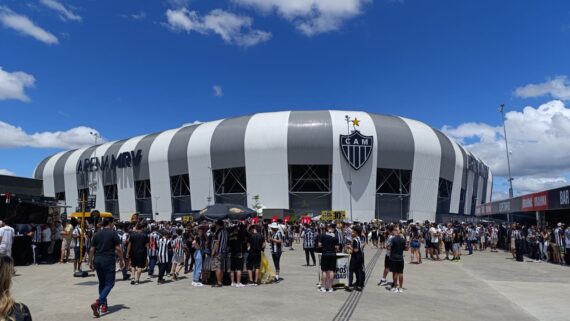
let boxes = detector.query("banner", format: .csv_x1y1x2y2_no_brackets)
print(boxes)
317,253,350,287
320,211,346,221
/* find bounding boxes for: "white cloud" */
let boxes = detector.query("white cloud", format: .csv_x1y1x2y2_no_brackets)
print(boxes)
40,0,81,22
0,67,35,102
166,8,271,47
443,100,570,195
213,85,223,97
515,76,570,100
0,6,59,44
512,176,568,195
0,169,16,176
121,11,146,20
232,0,370,36
0,120,104,149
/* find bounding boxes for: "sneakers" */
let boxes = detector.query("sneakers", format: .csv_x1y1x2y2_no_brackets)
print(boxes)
100,304,108,314
247,283,258,287
326,289,334,293
398,288,404,293
318,287,327,293
236,283,245,288
191,281,204,287
90,300,100,318
377,279,388,286
231,283,237,287
391,287,399,293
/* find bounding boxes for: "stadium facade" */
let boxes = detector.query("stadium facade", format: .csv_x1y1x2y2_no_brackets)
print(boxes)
35,111,492,223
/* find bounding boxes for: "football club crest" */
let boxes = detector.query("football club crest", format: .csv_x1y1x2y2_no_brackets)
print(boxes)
340,120,373,170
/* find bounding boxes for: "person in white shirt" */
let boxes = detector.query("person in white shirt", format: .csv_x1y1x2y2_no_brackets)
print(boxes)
40,224,52,263
0,221,15,257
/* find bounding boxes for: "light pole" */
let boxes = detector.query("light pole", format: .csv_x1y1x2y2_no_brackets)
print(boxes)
498,104,514,223
345,115,354,222
207,166,213,206
153,196,160,218
88,132,102,196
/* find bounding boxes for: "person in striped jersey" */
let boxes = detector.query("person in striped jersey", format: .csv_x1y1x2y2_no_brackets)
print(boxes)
211,220,228,287
302,224,316,266
170,229,185,280
156,232,172,285
346,227,365,292
147,225,160,278
269,223,284,283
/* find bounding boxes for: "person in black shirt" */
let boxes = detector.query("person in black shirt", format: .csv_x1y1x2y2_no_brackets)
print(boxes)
318,224,339,293
246,225,265,285
388,227,406,293
126,224,148,285
228,225,245,287
89,218,124,317
346,227,365,292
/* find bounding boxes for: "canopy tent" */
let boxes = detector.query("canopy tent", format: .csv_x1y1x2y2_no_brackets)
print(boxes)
198,203,256,221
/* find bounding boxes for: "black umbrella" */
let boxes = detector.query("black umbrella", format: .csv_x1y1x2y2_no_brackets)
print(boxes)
199,203,256,221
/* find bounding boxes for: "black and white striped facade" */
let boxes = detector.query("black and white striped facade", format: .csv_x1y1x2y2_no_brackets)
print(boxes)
35,111,492,223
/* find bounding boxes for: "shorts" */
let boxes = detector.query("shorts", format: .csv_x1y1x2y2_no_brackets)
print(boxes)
73,247,80,260
231,257,244,271
171,255,183,265
390,259,404,274
411,240,420,249
211,256,223,271
321,255,336,272
560,246,566,254
62,239,71,250
511,239,516,250
431,242,439,250
131,254,147,268
384,255,391,269
246,254,261,270
452,243,460,253
425,240,432,248
491,239,498,247
444,242,452,252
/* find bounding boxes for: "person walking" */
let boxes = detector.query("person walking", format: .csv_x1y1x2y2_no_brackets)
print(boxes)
156,232,171,285
147,225,160,278
126,224,148,285
89,218,124,318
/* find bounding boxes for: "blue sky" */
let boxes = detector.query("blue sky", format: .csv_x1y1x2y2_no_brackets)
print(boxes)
1,0,570,199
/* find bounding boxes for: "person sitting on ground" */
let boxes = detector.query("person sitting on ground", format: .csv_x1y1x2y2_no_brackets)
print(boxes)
0,255,32,321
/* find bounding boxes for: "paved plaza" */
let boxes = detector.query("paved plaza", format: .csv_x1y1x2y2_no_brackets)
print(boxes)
13,247,569,321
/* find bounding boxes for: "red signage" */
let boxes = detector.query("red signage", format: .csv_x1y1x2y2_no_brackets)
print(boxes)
522,191,549,212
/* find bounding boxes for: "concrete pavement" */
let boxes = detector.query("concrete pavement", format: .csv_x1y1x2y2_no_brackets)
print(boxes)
12,245,569,321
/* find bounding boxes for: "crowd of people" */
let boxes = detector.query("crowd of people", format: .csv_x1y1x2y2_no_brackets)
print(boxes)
0,214,568,319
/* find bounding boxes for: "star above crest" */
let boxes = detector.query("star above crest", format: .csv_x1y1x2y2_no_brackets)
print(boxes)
352,118,360,127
